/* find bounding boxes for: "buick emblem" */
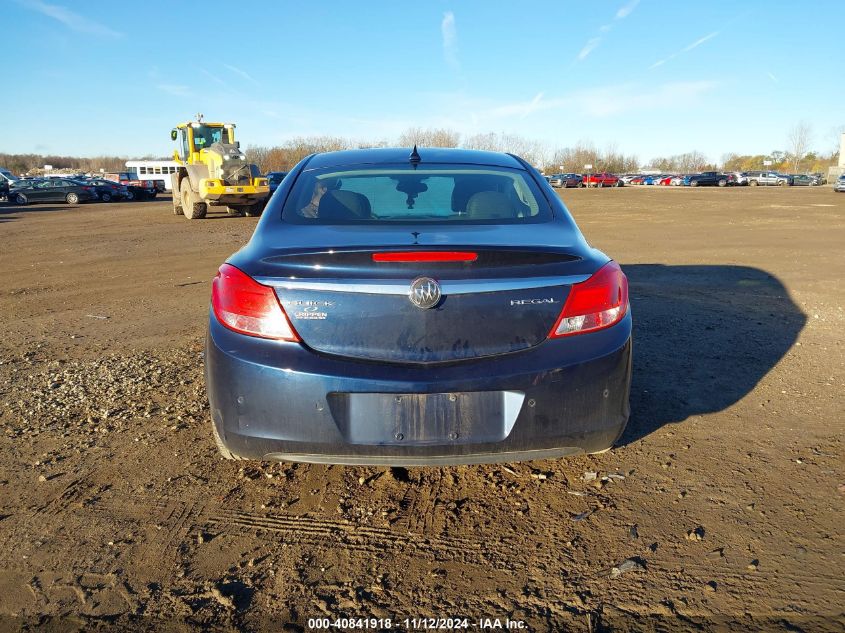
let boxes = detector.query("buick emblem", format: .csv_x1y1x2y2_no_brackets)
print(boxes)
409,277,441,309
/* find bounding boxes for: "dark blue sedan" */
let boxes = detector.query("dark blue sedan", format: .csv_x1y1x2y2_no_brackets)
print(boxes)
205,147,632,465
266,171,288,194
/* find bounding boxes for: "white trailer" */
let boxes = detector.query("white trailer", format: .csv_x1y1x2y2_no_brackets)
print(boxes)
125,160,181,191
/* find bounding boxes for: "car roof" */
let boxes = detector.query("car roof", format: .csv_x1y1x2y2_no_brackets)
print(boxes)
303,147,526,170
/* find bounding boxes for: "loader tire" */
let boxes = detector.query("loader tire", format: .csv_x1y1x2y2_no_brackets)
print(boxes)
180,179,206,219
172,189,183,215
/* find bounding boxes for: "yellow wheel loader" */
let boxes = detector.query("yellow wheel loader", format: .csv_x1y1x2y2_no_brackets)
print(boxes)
170,116,268,219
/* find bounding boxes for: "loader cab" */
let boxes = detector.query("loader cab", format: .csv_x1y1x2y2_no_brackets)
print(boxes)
172,123,236,164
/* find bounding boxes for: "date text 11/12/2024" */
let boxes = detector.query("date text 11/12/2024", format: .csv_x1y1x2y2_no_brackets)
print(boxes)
307,617,528,630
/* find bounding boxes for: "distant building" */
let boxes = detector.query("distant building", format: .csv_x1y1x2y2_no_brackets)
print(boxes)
839,133,845,168
828,133,845,183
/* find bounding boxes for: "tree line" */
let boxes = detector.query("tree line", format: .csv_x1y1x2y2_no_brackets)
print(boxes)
3,122,839,177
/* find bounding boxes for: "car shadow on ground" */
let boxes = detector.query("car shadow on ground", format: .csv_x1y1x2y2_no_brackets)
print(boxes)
619,264,806,445
0,202,86,214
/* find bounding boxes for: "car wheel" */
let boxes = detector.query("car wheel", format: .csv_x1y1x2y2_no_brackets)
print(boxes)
690,180,698,187
124,190,135,201
779,180,788,187
100,192,112,202
66,192,79,204
718,179,727,187
749,180,758,186
14,193,28,205
614,180,621,187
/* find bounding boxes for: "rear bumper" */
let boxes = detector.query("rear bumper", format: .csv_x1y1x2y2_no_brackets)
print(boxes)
205,312,632,465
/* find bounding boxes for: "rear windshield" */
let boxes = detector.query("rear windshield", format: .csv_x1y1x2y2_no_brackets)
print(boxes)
281,163,551,224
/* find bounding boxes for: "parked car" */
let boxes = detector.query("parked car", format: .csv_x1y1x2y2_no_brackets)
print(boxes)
205,147,632,464
78,178,132,201
728,172,749,185
562,173,584,188
583,172,621,187
809,173,827,185
629,175,646,185
102,172,158,200
686,171,732,187
8,178,95,205
834,175,845,192
788,174,815,187
547,174,565,188
266,171,289,194
746,171,790,186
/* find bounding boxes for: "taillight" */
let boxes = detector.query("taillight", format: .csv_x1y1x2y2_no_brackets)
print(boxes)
211,264,299,341
549,261,628,338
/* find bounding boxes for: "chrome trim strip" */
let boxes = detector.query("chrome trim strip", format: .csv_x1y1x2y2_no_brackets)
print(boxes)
255,275,590,295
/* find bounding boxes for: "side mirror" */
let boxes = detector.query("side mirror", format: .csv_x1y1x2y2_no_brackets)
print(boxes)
170,129,178,141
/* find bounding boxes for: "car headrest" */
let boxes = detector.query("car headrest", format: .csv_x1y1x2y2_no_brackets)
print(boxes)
465,191,519,220
318,190,372,220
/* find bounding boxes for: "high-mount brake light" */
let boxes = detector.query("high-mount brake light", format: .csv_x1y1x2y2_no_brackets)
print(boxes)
372,251,478,263
549,261,628,338
211,264,299,341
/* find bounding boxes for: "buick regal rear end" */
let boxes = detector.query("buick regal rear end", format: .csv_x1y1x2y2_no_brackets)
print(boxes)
205,148,632,465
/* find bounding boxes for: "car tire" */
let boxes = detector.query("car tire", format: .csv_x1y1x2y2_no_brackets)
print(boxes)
749,180,758,186
614,180,622,187
690,180,698,187
578,182,584,188
718,179,727,187
100,192,112,202
243,203,263,217
124,190,135,201
14,193,27,205
779,180,788,187
180,179,207,219
66,193,79,204
211,418,245,461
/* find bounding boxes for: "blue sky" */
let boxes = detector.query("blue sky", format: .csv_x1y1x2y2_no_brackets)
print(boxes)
2,0,843,163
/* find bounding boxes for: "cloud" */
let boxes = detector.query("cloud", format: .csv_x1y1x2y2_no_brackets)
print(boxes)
200,68,228,88
577,37,602,61
17,0,122,37
224,64,260,85
574,1,637,63
615,0,640,20
471,80,717,123
441,11,459,70
682,31,720,52
650,31,720,69
157,84,192,97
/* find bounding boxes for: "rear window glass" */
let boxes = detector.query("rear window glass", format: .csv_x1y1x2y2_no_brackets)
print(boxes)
281,163,550,224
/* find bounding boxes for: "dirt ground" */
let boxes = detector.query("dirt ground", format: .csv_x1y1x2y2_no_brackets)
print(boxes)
0,186,842,632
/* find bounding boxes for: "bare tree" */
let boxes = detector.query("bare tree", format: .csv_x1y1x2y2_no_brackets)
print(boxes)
787,122,812,172
397,127,460,148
